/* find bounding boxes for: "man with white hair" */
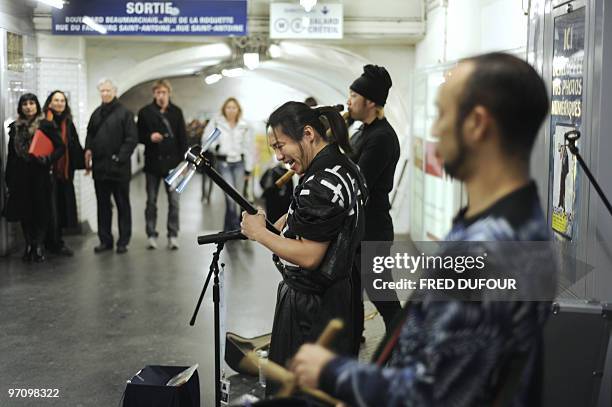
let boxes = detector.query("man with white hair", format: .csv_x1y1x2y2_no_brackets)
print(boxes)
85,79,137,254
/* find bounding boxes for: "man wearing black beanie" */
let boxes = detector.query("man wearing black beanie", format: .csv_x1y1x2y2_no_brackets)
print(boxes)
347,64,402,346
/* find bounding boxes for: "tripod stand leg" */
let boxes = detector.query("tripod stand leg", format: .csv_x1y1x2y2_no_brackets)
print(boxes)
189,267,214,326
214,272,221,406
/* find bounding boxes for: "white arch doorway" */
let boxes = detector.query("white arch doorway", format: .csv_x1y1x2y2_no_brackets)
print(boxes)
115,41,409,132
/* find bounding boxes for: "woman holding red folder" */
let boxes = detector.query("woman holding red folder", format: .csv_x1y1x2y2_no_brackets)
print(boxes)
4,93,65,262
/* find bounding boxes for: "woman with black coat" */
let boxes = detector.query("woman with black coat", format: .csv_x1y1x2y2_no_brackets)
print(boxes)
42,90,85,256
4,93,65,262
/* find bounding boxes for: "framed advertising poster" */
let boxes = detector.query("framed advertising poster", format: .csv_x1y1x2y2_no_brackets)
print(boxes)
549,3,585,240
551,123,578,238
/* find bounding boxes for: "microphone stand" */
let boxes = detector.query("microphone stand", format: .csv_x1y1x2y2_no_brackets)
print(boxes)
177,145,283,407
189,241,225,407
564,130,612,217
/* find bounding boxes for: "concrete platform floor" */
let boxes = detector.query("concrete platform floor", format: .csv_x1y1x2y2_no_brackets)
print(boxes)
0,173,387,407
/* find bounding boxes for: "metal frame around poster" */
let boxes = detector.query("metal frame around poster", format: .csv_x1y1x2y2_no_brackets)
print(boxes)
0,29,7,256
549,0,586,242
542,0,593,301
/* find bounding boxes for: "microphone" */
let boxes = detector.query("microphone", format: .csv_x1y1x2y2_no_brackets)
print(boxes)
564,129,581,154
564,129,580,143
165,128,221,193
197,229,247,245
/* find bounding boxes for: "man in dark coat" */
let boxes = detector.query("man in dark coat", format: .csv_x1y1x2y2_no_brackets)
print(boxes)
347,64,402,345
290,52,556,407
137,79,187,250
85,79,137,254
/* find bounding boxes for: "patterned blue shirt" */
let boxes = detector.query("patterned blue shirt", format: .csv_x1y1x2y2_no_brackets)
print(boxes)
319,182,554,406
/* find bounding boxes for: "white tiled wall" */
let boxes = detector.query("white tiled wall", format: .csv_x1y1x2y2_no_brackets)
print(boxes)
37,56,96,232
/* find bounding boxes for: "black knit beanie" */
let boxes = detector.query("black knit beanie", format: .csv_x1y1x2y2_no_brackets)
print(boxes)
350,65,393,106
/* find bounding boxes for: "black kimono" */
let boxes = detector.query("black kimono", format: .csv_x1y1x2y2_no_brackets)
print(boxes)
268,144,367,386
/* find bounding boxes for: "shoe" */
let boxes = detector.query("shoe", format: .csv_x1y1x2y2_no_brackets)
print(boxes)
225,332,272,376
147,237,158,250
116,245,128,254
56,245,74,257
94,244,113,253
168,237,179,250
32,245,46,263
22,244,33,262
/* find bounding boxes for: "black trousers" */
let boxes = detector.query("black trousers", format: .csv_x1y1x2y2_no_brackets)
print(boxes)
352,213,402,352
46,177,75,251
94,179,132,247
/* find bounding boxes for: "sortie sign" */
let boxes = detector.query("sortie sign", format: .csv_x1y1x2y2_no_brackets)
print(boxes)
52,0,247,36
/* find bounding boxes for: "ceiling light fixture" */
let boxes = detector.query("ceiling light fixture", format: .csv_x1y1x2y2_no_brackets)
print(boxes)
38,0,64,9
268,44,282,58
221,67,245,78
205,74,223,85
300,0,317,12
243,53,260,70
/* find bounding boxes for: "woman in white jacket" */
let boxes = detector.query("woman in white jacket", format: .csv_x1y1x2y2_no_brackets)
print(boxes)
203,97,254,230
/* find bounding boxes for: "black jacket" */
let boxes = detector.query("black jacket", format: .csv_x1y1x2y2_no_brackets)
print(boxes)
48,113,86,229
85,98,138,182
349,117,400,240
137,101,188,176
4,117,65,221
268,144,367,379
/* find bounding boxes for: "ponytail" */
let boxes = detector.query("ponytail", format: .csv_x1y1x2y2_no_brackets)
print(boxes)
314,106,352,155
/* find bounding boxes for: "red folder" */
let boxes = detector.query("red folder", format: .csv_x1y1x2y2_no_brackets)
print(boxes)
28,129,54,157
29,111,55,157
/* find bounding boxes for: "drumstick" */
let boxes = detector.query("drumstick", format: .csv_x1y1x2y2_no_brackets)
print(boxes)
245,353,342,404
316,319,344,348
245,319,345,404
275,168,295,188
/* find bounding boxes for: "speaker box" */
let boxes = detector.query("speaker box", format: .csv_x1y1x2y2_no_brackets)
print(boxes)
122,365,200,407
542,301,611,407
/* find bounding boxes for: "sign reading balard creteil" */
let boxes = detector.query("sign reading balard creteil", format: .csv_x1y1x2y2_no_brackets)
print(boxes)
270,3,343,39
52,0,247,36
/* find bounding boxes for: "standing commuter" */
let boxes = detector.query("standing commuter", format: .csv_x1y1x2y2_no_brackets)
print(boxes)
85,78,137,254
137,79,187,250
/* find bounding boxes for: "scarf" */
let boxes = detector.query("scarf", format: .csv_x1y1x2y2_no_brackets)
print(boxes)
13,114,44,159
51,110,70,180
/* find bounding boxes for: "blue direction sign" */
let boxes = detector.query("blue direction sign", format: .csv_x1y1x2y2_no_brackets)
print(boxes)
52,0,247,36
